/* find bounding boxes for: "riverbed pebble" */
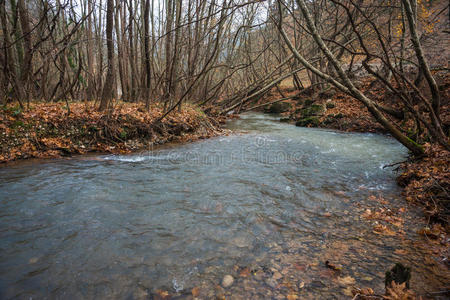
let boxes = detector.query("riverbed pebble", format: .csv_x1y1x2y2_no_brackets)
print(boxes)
272,271,283,280
222,275,234,288
265,278,278,288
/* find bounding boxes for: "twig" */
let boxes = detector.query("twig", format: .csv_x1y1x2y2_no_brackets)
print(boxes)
383,160,408,169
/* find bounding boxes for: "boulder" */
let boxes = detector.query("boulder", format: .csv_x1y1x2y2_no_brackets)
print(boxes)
353,80,363,89
325,101,336,109
318,89,336,99
303,99,315,107
264,102,292,114
295,116,320,127
323,117,335,125
301,104,324,117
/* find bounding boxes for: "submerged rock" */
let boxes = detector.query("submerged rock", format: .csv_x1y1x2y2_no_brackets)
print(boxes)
265,278,278,288
231,236,251,248
385,263,411,289
222,275,234,288
272,271,283,280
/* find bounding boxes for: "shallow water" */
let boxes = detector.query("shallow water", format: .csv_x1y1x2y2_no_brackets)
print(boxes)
0,113,447,299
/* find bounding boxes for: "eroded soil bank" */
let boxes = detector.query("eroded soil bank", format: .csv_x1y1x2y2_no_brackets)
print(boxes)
0,102,226,164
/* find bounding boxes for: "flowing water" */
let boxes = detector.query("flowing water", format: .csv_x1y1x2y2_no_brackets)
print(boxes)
0,113,448,299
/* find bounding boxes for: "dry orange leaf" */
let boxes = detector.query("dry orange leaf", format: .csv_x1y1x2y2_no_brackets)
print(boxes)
191,287,200,297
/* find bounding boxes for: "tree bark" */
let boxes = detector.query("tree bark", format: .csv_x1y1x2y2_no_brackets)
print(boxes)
143,0,151,108
86,0,95,101
17,0,33,104
100,0,115,111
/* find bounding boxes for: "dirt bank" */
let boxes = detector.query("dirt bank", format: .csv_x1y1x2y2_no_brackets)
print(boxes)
0,102,226,164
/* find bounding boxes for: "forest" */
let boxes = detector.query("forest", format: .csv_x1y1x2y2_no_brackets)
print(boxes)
0,0,449,299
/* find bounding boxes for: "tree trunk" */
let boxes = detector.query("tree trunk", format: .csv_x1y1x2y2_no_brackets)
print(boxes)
164,0,173,109
114,0,126,101
86,0,95,101
143,0,151,108
17,0,33,105
0,0,24,107
278,0,424,155
99,0,114,111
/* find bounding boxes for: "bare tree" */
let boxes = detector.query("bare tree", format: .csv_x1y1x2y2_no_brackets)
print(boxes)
100,0,114,111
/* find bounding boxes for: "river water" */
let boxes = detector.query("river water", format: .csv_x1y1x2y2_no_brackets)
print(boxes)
0,113,448,299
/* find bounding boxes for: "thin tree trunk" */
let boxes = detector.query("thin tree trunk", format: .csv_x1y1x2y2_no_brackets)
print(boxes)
115,0,126,101
143,0,151,108
402,0,441,117
17,0,33,105
0,0,24,107
100,0,114,111
164,0,173,109
86,0,95,101
128,0,137,101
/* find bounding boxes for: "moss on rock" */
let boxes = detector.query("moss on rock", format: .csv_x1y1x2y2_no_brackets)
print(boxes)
304,99,315,107
295,116,320,127
326,102,336,109
301,104,324,117
264,102,292,114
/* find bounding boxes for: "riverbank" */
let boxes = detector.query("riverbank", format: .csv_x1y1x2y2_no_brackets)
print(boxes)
0,102,226,164
250,81,449,298
258,76,450,232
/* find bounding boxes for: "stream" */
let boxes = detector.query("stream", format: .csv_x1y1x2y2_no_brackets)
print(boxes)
0,113,448,299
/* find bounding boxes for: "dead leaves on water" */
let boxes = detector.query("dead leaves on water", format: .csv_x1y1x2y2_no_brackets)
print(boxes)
360,195,408,237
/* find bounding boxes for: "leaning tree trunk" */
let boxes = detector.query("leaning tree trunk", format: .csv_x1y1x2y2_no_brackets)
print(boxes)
277,0,424,156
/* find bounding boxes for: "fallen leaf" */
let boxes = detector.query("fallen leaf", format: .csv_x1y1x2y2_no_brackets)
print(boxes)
394,249,408,255
191,287,200,297
417,226,440,239
373,224,396,236
239,267,251,277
